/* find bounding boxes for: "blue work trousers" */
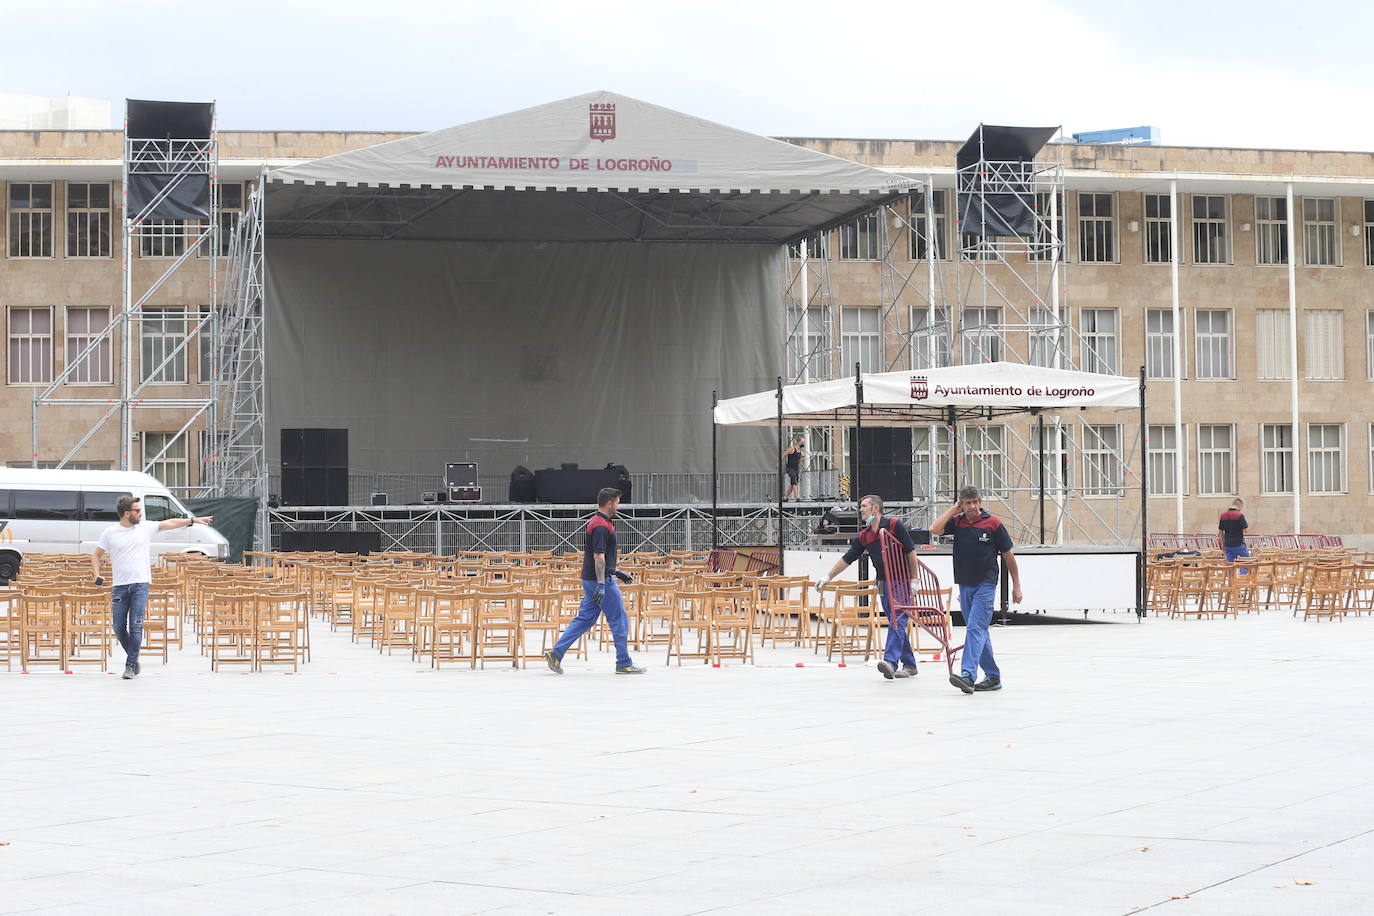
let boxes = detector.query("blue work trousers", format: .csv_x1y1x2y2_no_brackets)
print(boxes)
958,580,1000,681
878,582,917,669
552,578,633,668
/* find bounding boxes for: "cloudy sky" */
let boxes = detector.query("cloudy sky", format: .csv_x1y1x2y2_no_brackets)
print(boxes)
8,0,1371,150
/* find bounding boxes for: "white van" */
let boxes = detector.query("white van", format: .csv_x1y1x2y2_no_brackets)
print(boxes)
0,468,230,580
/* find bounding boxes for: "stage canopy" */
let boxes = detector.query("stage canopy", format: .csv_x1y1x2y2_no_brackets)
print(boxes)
261,92,917,485
713,362,1140,427
265,90,917,244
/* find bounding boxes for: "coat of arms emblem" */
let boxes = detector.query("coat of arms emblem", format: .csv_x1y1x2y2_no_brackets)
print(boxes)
589,103,616,142
911,375,929,400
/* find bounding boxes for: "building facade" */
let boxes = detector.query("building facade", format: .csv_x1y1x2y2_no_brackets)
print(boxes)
2,126,1371,540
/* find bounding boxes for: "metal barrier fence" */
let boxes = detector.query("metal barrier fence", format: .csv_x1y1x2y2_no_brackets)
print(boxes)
268,500,933,556
268,469,845,507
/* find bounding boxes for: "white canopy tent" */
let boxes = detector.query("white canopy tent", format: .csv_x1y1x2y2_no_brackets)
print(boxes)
710,362,1149,608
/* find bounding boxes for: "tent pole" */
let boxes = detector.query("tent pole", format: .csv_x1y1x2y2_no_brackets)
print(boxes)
711,389,719,551
1037,413,1046,544
947,406,959,497
853,363,863,504
1138,365,1148,620
776,377,784,573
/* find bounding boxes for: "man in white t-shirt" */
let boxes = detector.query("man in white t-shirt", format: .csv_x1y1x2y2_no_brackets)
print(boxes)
90,495,213,679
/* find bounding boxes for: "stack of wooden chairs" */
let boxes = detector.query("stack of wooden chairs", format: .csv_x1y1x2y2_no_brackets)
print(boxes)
1146,546,1373,621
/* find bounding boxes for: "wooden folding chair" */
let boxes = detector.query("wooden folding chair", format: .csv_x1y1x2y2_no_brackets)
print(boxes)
65,588,111,672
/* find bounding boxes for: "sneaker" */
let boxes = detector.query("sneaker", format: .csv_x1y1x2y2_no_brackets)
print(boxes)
894,666,918,678
121,666,135,680
876,660,896,680
132,660,140,676
615,665,647,675
948,672,975,694
974,676,1002,692
543,649,563,675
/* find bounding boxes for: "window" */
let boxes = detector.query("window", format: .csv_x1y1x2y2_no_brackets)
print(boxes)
7,307,54,384
0,490,8,518
1191,195,1228,264
1029,306,1066,368
140,219,187,258
787,233,826,260
1365,201,1374,267
141,308,188,383
65,307,112,384
1145,309,1177,379
8,182,54,258
1028,191,1066,262
840,307,881,373
914,425,953,503
1079,309,1118,374
1261,424,1294,495
1304,310,1343,380
1077,193,1115,262
82,490,134,522
909,190,948,261
787,306,829,381
1368,311,1374,379
1143,193,1173,264
1036,423,1072,493
1256,310,1291,380
13,489,80,521
1194,309,1232,379
66,182,112,258
1369,424,1374,492
1082,424,1122,496
1254,196,1288,266
960,307,1001,363
965,425,1006,498
140,491,182,521
1308,424,1344,493
7,461,110,471
143,433,189,490
1197,425,1235,495
1303,198,1338,266
912,306,950,370
839,212,880,260
213,181,245,257
961,232,998,261
1147,425,1179,496
196,306,214,383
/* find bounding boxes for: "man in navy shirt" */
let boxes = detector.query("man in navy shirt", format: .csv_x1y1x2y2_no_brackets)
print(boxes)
817,494,921,680
930,486,1022,694
544,488,645,675
1218,499,1249,562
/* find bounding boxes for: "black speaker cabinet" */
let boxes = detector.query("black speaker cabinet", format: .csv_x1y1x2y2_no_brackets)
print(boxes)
279,530,381,554
281,428,349,505
847,428,914,502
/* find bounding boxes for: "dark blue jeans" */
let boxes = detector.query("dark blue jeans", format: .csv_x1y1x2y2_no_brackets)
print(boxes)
552,578,633,668
111,582,149,666
878,582,917,668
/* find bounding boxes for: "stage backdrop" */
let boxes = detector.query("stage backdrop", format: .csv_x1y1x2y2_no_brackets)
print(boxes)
266,239,780,488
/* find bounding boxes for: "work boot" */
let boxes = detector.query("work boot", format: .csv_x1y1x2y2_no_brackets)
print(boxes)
894,666,918,678
543,649,563,675
949,672,975,694
974,676,1003,692
615,665,647,675
876,660,896,680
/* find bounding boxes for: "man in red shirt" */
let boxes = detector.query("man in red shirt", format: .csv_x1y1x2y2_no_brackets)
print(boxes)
1218,499,1249,563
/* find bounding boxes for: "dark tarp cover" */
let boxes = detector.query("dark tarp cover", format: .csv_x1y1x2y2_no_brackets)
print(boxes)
183,496,258,563
956,124,1058,238
126,173,210,221
125,99,214,220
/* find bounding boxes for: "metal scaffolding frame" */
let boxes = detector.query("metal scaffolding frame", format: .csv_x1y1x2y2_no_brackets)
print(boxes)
31,103,220,497
776,135,1145,547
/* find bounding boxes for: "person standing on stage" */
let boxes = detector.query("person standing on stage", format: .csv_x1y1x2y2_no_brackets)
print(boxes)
90,495,213,680
783,436,805,501
1218,498,1250,562
544,488,646,675
930,486,1021,694
815,494,921,680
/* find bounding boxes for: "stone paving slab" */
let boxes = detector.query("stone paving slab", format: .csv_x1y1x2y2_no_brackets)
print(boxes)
2,610,1370,914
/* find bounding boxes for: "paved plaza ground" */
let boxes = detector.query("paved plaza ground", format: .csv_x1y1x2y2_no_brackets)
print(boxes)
2,609,1372,915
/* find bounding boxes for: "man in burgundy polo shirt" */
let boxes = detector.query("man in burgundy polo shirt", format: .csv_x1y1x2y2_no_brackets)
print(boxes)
930,486,1022,694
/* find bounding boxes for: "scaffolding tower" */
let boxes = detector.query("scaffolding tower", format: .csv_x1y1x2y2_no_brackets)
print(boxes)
31,100,219,497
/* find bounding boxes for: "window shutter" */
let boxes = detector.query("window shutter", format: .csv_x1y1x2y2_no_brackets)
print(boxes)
1304,310,1343,380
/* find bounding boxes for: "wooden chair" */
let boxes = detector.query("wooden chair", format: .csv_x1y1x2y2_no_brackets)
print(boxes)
0,587,19,671
18,589,66,672
65,588,111,671
818,582,881,664
667,589,712,665
705,586,754,666
376,582,421,655
426,585,476,669
204,589,258,672
257,591,308,671
751,576,811,647
516,589,560,667
1300,564,1352,621
141,583,182,664
472,585,521,668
